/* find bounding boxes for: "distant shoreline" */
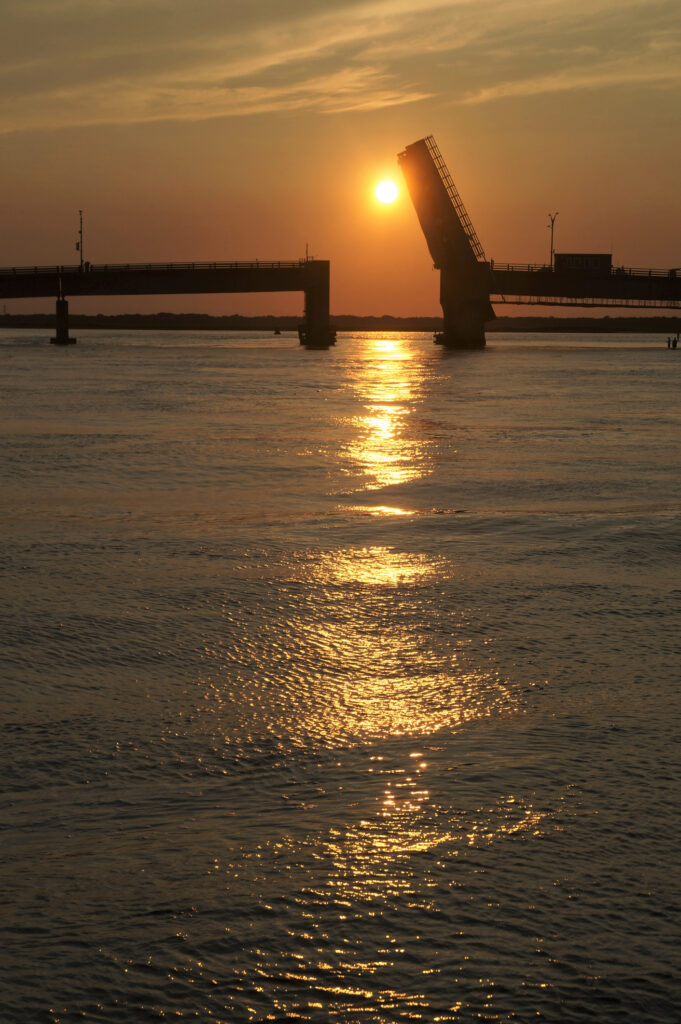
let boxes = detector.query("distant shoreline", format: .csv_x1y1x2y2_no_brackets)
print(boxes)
1,312,680,334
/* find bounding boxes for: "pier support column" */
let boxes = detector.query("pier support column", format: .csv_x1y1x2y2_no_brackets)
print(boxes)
298,260,336,349
435,263,494,350
51,297,76,345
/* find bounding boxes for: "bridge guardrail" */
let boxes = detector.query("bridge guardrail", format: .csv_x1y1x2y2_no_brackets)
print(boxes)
490,262,678,279
0,259,311,276
0,259,675,279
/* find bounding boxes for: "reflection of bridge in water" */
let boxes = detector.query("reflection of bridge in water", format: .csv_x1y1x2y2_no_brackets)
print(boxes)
398,135,681,349
0,258,335,349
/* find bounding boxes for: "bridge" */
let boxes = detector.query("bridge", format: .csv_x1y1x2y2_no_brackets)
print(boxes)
3,143,678,351
0,258,335,348
398,136,681,349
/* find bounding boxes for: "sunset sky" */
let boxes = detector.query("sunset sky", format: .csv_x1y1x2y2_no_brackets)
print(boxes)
2,0,679,316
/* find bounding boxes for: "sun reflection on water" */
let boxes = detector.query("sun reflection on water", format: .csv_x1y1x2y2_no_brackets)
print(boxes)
210,750,568,1021
342,335,432,492
183,334,547,1018
317,545,440,587
195,539,519,750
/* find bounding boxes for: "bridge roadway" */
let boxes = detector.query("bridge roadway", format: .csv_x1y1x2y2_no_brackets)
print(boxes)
398,133,680,347
2,255,679,347
0,259,335,347
489,262,681,309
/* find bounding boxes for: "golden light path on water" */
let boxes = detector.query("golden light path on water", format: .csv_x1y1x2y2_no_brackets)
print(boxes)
342,336,428,491
5,328,679,1024
191,336,555,1018
304,333,514,742
199,336,521,747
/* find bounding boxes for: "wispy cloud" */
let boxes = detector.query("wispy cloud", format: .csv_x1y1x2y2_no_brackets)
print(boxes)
0,65,431,134
460,59,681,104
0,0,446,132
1,0,678,133
452,3,681,104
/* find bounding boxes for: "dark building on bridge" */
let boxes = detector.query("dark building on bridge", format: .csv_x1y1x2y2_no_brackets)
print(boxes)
398,135,681,349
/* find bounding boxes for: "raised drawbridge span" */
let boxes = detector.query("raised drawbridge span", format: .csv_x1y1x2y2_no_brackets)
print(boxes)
0,259,335,348
398,135,681,349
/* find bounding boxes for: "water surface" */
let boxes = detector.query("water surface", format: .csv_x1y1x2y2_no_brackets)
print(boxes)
1,330,680,1022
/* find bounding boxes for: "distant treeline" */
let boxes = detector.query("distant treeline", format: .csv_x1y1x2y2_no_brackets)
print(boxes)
1,312,680,333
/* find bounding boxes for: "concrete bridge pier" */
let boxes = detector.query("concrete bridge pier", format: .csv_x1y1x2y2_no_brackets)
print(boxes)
299,260,336,349
50,297,76,345
0,258,340,349
436,263,494,350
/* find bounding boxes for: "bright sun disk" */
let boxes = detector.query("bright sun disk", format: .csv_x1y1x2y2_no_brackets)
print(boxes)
375,180,399,204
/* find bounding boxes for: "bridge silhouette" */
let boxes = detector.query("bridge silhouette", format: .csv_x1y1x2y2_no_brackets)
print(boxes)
2,136,679,350
0,258,335,348
399,135,681,348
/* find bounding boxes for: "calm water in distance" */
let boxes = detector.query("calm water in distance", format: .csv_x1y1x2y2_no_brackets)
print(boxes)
1,329,680,1023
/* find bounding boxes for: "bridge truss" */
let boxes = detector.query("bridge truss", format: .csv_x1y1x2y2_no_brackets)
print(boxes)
399,137,681,347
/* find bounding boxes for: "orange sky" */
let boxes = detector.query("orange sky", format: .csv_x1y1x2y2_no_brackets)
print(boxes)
2,0,679,317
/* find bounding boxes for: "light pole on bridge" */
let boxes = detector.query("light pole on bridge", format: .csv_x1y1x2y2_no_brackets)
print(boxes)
548,211,558,269
76,210,84,270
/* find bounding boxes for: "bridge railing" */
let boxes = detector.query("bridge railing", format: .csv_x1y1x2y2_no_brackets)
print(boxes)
2,258,675,279
491,262,679,278
489,294,681,309
0,259,311,276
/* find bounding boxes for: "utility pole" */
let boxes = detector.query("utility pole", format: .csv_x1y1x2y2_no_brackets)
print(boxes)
548,211,558,269
76,210,83,270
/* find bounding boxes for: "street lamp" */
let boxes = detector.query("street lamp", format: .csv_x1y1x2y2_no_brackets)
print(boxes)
548,211,558,269
76,210,83,270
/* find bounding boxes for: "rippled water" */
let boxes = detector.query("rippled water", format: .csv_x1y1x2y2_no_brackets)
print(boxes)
1,329,680,1023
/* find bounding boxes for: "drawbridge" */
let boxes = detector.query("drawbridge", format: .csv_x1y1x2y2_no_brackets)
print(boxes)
398,136,681,349
0,259,335,348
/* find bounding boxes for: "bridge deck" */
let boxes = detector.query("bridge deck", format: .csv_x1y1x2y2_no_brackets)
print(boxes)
0,259,335,347
490,263,681,309
0,260,320,300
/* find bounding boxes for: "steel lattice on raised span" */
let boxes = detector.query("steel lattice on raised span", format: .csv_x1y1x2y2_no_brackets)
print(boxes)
399,135,681,349
398,136,493,348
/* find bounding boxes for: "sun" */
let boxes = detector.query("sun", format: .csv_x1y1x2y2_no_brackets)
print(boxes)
375,180,399,204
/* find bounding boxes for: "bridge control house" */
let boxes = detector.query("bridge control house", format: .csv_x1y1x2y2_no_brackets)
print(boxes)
553,253,613,274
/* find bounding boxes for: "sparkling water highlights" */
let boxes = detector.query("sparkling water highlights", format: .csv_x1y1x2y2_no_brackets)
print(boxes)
1,329,680,1023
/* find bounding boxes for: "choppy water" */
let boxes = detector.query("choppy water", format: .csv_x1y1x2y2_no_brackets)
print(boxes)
1,329,680,1023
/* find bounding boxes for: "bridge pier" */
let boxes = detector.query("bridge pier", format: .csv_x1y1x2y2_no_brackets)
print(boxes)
398,137,494,352
1,258,340,349
435,264,493,350
50,297,76,345
299,260,336,349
